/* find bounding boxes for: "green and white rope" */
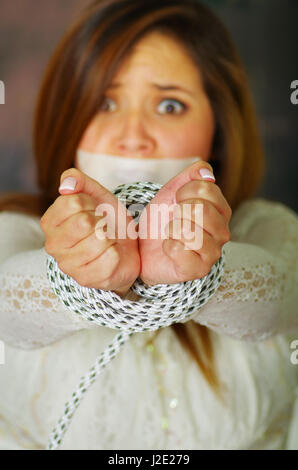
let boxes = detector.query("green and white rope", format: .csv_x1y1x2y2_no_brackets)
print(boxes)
45,182,226,450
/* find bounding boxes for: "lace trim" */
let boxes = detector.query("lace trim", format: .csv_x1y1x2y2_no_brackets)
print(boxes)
215,261,286,303
1,275,58,311
0,272,88,329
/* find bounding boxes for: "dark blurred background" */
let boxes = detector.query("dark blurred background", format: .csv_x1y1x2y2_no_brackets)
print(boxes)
0,0,297,212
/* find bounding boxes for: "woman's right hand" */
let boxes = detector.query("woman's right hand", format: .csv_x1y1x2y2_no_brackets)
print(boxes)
40,168,140,297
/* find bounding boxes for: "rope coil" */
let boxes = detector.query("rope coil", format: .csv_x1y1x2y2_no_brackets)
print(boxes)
45,181,226,450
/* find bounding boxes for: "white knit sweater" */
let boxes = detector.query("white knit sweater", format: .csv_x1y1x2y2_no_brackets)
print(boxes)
0,197,297,450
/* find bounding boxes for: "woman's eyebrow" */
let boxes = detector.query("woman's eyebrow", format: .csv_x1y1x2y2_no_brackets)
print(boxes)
107,82,195,97
152,83,195,97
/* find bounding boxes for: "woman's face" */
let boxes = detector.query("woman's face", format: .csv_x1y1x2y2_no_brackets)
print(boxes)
76,32,215,162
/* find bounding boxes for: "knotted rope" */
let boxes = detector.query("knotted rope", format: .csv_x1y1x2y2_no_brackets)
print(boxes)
46,182,225,450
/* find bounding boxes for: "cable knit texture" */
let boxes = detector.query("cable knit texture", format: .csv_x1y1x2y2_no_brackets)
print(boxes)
0,197,297,449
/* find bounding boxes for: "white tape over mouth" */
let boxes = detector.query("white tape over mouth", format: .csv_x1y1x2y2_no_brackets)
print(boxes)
76,150,202,191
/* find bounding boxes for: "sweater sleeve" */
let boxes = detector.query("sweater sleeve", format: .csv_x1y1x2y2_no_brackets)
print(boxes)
189,198,298,341
0,211,99,350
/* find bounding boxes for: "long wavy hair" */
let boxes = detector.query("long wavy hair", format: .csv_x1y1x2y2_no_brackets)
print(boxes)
0,0,265,400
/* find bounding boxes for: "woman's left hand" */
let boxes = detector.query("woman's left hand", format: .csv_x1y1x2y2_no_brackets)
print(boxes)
138,161,232,285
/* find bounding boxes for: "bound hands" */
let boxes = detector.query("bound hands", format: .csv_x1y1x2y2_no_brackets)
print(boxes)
40,169,140,297
138,161,232,285
40,162,232,297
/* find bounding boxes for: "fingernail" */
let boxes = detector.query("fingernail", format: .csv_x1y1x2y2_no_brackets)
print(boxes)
199,168,215,182
59,177,77,191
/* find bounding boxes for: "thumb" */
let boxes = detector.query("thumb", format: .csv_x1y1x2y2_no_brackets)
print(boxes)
59,167,115,205
59,168,133,239
150,160,216,206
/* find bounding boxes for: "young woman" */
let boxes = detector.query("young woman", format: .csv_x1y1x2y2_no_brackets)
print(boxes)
0,0,297,450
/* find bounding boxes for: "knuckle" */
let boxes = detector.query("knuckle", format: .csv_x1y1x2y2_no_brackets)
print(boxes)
222,228,231,244
214,245,223,260
217,189,232,221
189,199,204,219
77,212,94,231
56,194,68,206
69,194,85,213
40,215,47,228
196,182,212,199
203,181,214,195
203,247,221,269
195,185,203,198
53,195,70,215
44,239,55,255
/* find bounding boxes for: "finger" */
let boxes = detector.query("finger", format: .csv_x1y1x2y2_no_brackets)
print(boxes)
41,193,97,230
175,180,232,223
172,199,230,245
58,167,130,231
163,229,223,280
59,167,111,201
59,167,124,210
147,160,216,208
59,244,121,289
43,170,129,230
45,211,107,252
57,230,116,269
65,243,139,291
165,217,223,259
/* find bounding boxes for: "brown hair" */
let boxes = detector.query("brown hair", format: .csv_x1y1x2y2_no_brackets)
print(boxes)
0,0,265,400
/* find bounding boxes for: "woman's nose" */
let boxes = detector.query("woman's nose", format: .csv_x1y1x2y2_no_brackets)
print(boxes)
115,111,155,157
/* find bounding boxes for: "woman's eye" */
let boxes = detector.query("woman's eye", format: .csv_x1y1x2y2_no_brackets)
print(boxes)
157,98,186,115
99,97,186,114
99,97,116,112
